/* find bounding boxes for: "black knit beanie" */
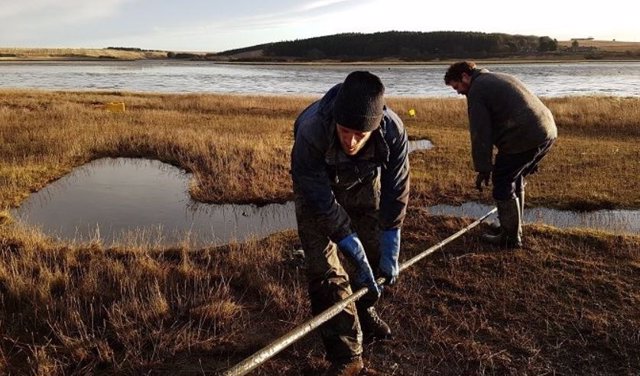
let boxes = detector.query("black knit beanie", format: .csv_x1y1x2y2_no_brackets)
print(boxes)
333,71,385,132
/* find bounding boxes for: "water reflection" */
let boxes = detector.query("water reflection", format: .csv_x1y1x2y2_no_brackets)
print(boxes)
11,158,296,247
408,139,434,153
426,202,640,235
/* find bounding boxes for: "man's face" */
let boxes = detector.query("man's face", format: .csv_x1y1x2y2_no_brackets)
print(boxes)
336,124,373,156
448,73,472,95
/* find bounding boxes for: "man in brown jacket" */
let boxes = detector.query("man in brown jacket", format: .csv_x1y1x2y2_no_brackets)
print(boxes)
444,61,557,248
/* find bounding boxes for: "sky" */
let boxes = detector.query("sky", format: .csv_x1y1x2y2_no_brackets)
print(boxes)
1,0,638,52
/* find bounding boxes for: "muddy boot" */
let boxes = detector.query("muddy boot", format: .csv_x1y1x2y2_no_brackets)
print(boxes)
322,356,364,376
487,219,501,234
482,198,522,248
488,187,524,237
358,306,391,341
488,189,525,234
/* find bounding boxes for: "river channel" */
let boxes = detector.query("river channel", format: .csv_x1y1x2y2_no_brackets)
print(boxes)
1,61,639,97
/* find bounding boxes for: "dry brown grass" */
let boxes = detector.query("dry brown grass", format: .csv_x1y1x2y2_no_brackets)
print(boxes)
1,90,640,375
0,48,167,60
1,209,638,375
391,95,640,210
0,220,308,375
557,40,640,53
1,91,639,210
0,90,309,207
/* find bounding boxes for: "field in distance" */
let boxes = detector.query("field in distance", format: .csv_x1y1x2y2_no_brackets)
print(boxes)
0,47,168,60
557,39,640,52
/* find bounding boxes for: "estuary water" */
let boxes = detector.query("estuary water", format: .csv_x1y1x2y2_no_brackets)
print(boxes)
1,60,639,97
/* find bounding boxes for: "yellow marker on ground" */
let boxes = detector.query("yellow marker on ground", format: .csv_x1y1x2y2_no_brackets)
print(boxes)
408,108,416,117
105,102,126,112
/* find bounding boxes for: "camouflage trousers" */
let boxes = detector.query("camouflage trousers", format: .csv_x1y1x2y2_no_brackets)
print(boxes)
294,175,381,362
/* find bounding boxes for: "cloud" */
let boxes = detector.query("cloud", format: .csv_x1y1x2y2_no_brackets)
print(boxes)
299,0,352,11
105,0,371,50
2,0,636,52
0,0,131,22
0,0,134,44
0,0,137,46
198,0,366,31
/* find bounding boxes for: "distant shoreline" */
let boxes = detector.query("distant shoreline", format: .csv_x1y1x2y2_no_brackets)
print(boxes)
3,38,639,64
2,57,640,65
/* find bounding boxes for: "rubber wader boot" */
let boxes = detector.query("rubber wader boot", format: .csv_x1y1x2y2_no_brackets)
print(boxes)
482,198,522,248
519,189,525,225
322,356,364,376
488,189,525,234
487,218,501,234
357,305,391,341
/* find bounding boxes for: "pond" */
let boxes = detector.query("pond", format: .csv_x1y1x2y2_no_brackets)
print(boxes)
10,158,296,247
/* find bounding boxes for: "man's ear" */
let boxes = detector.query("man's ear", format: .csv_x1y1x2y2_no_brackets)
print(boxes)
461,72,472,84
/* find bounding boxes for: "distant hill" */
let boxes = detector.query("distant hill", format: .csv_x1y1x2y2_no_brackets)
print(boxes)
213,31,640,62
2,32,638,62
215,31,560,61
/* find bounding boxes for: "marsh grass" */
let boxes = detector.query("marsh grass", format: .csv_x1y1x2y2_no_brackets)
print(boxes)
1,210,638,375
1,91,639,209
0,48,166,60
1,90,640,374
556,40,640,53
0,219,308,374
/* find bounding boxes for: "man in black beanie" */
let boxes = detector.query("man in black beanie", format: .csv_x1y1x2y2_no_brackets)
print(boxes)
291,71,410,375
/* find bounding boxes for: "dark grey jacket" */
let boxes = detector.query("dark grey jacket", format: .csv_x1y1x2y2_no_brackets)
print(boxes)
291,84,410,243
467,68,557,172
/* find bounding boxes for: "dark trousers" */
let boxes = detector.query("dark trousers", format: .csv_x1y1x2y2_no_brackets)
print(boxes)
492,138,555,201
294,176,381,362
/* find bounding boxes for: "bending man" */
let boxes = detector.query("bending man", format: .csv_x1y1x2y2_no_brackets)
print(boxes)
291,71,410,375
444,61,557,248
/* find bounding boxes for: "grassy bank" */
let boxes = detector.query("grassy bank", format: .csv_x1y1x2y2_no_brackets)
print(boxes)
1,91,639,209
1,211,638,375
0,48,167,61
1,91,639,375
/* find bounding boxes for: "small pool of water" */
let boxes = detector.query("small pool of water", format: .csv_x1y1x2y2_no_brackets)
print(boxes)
408,139,433,153
11,158,296,247
426,202,640,235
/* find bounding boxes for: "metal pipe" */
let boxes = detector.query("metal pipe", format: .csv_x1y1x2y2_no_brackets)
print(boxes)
223,208,497,376
399,207,497,272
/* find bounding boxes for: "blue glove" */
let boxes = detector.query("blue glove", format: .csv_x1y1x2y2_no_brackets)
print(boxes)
338,233,381,304
379,228,401,285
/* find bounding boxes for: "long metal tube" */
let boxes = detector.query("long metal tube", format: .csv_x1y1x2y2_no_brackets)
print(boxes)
223,208,497,376
399,207,497,272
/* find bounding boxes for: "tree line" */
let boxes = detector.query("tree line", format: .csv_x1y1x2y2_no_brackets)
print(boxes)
216,31,558,61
